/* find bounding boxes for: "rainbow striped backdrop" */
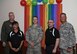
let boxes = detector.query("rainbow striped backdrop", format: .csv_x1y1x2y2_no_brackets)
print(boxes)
20,0,62,47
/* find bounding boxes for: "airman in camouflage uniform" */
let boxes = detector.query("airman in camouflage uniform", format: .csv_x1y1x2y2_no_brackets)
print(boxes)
59,13,76,54
26,16,43,54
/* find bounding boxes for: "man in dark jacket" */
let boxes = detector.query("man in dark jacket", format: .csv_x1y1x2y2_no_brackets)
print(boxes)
1,12,16,54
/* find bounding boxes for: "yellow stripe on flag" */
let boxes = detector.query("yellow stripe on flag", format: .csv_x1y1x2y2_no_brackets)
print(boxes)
29,4,32,26
45,4,48,30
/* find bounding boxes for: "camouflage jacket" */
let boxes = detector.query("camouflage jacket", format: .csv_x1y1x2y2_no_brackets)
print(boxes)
59,22,76,49
26,25,43,47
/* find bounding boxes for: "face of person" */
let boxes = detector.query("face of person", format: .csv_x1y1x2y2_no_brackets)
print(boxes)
48,20,54,28
13,24,19,30
60,14,67,23
33,17,38,24
9,12,15,21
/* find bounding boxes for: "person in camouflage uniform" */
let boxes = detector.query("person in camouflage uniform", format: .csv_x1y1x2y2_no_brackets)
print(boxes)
59,13,76,54
1,12,16,54
26,16,43,54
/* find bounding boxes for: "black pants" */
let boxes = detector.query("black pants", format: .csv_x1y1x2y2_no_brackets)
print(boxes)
46,45,55,54
9,49,22,54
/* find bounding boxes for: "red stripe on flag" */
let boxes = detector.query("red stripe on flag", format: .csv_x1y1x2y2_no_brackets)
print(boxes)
40,5,46,47
24,5,30,47
56,4,62,30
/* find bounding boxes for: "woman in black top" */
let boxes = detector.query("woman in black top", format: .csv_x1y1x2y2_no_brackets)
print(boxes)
7,21,24,54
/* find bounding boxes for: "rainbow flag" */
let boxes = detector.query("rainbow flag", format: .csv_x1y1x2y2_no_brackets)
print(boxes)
22,0,62,47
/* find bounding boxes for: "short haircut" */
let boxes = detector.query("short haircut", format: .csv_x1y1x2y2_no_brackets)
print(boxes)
9,12,14,15
60,13,67,17
33,16,38,19
48,19,54,22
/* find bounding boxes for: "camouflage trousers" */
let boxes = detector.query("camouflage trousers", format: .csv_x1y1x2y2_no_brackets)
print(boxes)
26,46,42,54
60,48,73,54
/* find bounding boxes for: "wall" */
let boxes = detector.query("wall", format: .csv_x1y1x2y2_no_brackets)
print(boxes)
0,0,24,40
0,0,77,42
62,0,77,43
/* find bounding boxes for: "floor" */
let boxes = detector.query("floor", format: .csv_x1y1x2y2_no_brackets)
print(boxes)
0,41,76,54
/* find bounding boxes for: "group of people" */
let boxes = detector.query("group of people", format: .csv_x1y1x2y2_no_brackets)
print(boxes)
1,12,76,54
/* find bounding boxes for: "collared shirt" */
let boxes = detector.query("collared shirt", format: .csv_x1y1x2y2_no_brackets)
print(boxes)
7,30,24,48
45,27,60,46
